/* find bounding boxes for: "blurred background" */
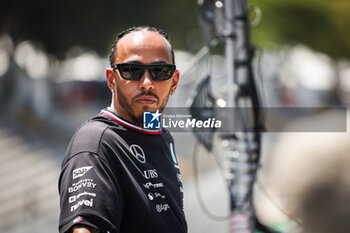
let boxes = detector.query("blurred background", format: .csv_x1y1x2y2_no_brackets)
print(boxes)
1,0,350,232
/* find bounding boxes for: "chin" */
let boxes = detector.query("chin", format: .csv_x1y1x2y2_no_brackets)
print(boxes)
141,105,159,112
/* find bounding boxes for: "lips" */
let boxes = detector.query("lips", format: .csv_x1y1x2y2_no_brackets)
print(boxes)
135,95,157,104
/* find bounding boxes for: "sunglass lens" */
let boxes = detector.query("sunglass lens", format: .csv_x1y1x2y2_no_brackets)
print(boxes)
119,65,143,80
150,66,173,81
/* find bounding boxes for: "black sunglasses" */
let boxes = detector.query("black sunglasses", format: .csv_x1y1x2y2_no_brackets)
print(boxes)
112,63,176,81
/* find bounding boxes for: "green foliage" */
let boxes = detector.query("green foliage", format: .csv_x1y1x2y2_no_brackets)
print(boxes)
249,0,350,59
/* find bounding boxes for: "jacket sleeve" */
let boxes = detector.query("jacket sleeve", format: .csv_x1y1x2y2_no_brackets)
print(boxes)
58,152,122,233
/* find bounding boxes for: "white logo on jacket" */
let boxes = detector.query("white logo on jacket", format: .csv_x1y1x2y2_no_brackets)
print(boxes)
143,169,158,179
129,144,146,163
72,166,93,179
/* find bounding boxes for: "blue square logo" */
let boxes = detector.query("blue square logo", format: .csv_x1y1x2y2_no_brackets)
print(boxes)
143,110,161,129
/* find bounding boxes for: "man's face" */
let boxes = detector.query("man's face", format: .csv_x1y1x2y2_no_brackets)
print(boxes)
106,30,179,126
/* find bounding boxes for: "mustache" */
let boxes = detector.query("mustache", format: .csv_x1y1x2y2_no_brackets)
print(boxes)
133,91,159,102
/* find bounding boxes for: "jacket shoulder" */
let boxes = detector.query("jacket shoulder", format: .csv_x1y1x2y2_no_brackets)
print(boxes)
65,119,109,159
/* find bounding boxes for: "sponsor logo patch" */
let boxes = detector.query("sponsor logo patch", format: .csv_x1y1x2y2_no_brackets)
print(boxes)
69,191,97,203
143,169,158,179
68,179,97,193
156,204,170,212
70,199,94,212
148,192,166,200
73,166,93,179
154,192,166,199
148,193,154,200
129,144,146,164
143,182,164,189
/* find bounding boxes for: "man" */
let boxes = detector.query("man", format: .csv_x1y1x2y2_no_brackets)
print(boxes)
58,26,187,233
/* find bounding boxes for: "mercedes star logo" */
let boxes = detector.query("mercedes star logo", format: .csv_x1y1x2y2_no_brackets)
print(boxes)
129,144,146,164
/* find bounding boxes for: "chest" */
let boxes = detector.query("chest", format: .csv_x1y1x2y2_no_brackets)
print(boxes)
109,133,184,214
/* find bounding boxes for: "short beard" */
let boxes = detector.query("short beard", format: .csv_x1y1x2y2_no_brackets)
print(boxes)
116,84,170,127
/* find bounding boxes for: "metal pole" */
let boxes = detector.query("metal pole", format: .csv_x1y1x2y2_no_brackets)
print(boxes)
224,0,236,108
223,1,259,233
196,0,267,232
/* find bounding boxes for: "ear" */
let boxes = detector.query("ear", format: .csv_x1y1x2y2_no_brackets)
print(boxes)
170,70,180,95
106,68,116,93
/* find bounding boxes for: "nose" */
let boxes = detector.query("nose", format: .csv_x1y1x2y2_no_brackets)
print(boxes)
138,69,154,91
